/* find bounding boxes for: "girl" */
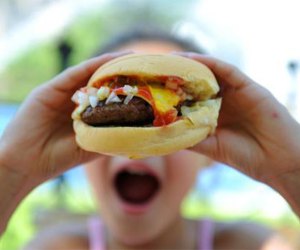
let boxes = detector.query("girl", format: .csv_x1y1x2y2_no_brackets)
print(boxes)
0,29,295,249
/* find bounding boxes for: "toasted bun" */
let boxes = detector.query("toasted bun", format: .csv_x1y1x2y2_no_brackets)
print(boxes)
73,54,221,159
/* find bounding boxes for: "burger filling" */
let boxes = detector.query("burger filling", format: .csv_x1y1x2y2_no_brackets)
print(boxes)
72,75,196,127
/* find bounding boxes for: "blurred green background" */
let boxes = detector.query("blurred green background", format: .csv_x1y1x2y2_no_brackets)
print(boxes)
0,0,192,102
0,0,300,249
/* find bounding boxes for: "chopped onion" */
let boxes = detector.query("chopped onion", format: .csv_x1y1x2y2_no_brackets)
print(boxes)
89,96,98,108
97,86,110,100
87,87,98,96
71,91,80,104
122,85,137,104
124,94,134,104
123,85,138,94
78,92,89,106
76,105,87,115
105,91,121,104
123,85,132,93
132,86,138,93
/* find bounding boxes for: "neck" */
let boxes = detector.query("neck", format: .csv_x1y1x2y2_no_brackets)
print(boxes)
107,217,197,250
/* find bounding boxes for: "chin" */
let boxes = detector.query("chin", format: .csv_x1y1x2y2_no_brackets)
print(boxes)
99,158,177,247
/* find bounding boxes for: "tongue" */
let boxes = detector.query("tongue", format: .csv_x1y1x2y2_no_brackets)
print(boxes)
115,171,160,204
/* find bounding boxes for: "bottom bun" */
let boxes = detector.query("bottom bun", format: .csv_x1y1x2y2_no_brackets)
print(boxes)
73,99,221,159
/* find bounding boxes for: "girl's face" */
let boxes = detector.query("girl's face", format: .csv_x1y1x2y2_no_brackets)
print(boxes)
84,151,211,246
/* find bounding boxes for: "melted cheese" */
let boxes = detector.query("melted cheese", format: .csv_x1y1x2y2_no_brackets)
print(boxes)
148,84,180,114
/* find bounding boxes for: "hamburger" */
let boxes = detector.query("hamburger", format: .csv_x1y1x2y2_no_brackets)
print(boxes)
71,54,221,158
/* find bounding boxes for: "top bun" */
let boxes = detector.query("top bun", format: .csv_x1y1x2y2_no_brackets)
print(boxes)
88,54,219,100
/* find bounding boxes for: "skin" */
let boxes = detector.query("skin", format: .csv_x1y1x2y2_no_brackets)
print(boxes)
0,40,297,249
84,152,208,249
0,51,131,234
177,52,300,216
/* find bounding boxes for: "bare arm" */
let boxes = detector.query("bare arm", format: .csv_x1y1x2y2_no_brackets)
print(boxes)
0,51,131,235
22,221,89,250
215,221,294,250
0,164,32,234
177,52,300,218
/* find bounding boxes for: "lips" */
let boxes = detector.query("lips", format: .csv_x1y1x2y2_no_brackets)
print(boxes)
112,162,162,213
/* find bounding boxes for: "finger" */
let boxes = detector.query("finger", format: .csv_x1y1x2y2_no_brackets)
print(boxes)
190,135,218,158
173,52,255,89
42,131,100,178
48,51,133,92
188,131,233,168
28,51,132,114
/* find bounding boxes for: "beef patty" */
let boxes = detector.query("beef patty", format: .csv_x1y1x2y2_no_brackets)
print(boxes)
81,96,154,126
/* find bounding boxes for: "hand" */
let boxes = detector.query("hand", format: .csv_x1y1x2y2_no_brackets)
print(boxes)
0,51,130,188
177,53,300,186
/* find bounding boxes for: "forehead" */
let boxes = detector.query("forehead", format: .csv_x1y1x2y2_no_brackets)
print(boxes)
115,40,186,54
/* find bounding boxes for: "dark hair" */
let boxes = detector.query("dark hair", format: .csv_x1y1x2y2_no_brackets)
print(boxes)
95,25,206,55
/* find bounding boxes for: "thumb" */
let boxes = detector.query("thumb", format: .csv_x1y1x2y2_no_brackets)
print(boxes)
189,129,245,168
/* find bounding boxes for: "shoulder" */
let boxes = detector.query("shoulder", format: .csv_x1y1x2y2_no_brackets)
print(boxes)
23,221,89,250
213,220,292,250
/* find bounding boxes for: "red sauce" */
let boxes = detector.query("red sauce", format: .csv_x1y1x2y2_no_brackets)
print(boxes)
137,86,154,103
113,87,125,95
153,109,178,126
157,75,184,85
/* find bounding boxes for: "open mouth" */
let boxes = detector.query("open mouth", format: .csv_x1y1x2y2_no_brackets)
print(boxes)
114,168,161,205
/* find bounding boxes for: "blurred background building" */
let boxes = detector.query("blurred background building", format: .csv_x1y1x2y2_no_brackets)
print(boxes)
0,0,300,248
